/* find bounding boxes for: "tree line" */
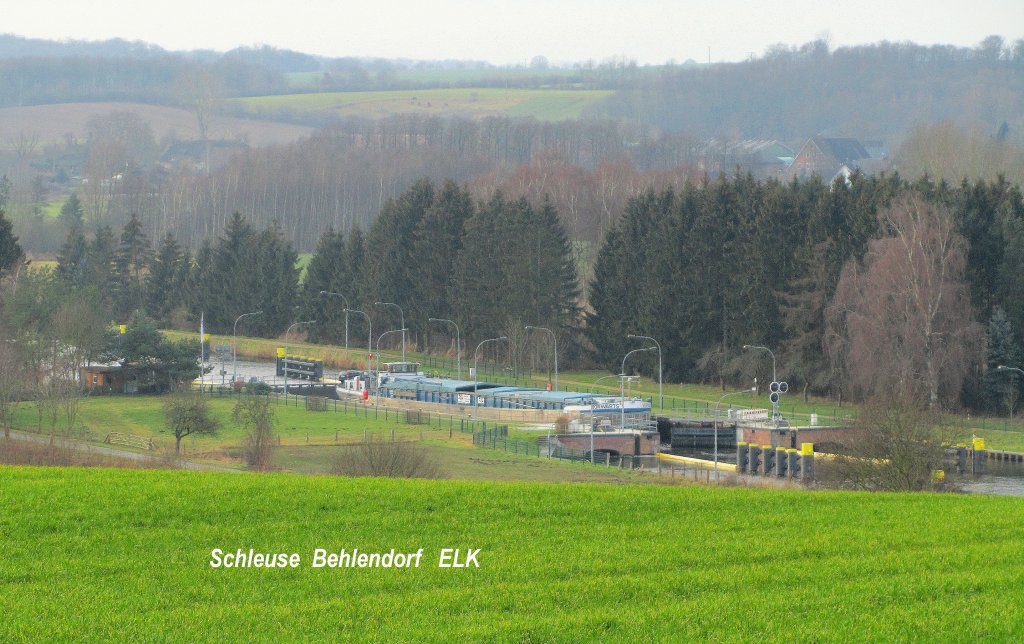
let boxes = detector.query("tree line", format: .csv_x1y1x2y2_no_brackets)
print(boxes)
601,38,1024,142
5,172,1024,414
587,173,1024,412
27,179,580,373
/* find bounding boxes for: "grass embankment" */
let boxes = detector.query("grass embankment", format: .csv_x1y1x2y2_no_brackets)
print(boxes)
1,467,1022,640
232,87,613,121
7,396,639,484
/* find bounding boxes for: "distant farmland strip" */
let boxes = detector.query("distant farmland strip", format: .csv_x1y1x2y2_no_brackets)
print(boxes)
232,88,614,121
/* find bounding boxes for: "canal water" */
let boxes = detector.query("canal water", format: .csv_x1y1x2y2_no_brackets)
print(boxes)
197,358,281,385
669,446,1024,496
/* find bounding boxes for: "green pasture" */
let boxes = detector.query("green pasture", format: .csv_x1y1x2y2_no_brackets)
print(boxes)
1,467,1022,640
232,88,613,121
295,252,312,283
6,395,639,483
7,393,481,452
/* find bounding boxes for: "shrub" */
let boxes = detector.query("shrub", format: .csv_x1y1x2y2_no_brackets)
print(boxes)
330,437,445,479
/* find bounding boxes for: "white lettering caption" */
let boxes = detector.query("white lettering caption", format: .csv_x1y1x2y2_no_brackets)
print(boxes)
209,547,481,569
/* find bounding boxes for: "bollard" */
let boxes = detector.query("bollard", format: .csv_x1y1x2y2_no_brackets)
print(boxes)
763,445,775,476
737,442,749,474
972,437,986,474
749,444,762,475
787,449,799,479
776,447,788,478
956,444,967,474
801,442,815,481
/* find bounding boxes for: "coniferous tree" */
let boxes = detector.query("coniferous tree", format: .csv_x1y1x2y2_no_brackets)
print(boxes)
113,213,152,320
454,192,509,342
301,228,348,344
145,232,186,326
525,199,579,326
343,226,370,352
365,179,434,341
58,193,84,230
587,189,673,372
411,181,473,346
983,307,1022,417
519,197,581,371
55,223,88,287
995,193,1024,341
0,206,21,276
248,224,299,338
198,212,254,332
85,225,117,304
189,240,215,324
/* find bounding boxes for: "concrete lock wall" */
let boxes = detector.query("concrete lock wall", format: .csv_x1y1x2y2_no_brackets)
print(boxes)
736,442,813,480
740,426,848,450
556,432,660,456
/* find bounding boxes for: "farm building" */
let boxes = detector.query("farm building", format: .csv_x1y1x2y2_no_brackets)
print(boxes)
80,365,129,393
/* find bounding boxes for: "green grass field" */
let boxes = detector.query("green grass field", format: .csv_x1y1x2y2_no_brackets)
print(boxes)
1,466,1022,640
232,88,613,121
7,395,645,483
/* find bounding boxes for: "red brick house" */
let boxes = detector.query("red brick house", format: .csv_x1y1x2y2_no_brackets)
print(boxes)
789,137,871,182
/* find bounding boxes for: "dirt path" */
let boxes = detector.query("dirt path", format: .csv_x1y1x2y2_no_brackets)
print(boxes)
5,430,241,473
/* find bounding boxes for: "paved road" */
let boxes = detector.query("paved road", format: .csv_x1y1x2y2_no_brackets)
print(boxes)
5,430,241,473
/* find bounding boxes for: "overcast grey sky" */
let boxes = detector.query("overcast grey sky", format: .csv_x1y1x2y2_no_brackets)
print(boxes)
6,0,1023,65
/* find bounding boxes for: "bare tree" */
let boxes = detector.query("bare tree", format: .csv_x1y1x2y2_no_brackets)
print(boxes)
232,393,276,471
0,337,24,439
173,70,225,174
826,195,982,409
819,401,960,492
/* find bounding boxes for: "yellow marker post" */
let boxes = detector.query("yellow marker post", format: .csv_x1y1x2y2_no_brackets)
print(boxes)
972,437,985,451
277,348,286,358
801,442,814,456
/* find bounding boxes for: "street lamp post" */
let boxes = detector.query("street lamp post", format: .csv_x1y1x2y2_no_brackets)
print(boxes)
374,302,405,361
525,325,558,391
628,334,662,411
472,336,508,419
319,291,350,351
742,344,777,383
375,328,408,413
283,320,315,406
996,366,1024,417
621,347,656,430
425,317,462,378
375,328,408,375
344,308,371,374
232,311,263,384
715,388,756,481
